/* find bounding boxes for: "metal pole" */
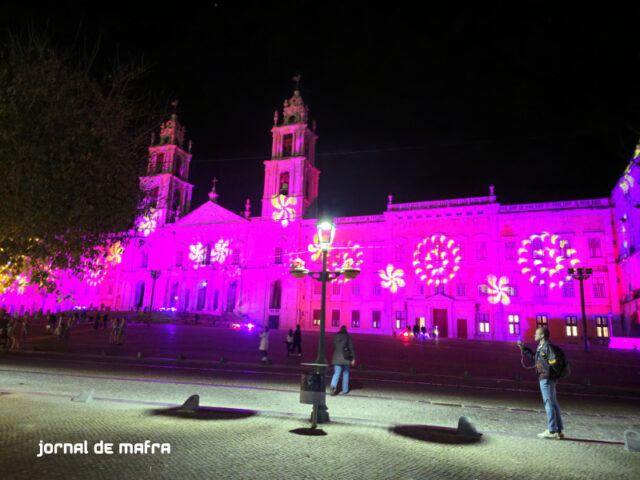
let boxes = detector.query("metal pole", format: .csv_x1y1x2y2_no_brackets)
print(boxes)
579,276,588,352
149,274,158,312
315,249,328,369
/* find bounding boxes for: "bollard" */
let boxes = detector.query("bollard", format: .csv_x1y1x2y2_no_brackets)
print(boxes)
179,394,199,413
410,367,417,375
457,416,482,439
137,352,143,359
463,370,471,378
178,354,185,361
624,430,640,452
220,356,227,364
514,373,522,382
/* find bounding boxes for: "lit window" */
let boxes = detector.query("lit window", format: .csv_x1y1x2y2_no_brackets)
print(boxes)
508,314,520,335
532,238,544,259
351,310,360,328
478,313,490,333
588,238,602,258
395,311,406,330
595,316,609,338
313,309,321,326
565,316,578,337
372,311,382,328
536,314,548,329
592,277,606,298
331,309,340,327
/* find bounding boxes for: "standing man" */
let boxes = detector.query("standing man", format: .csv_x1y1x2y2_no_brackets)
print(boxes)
517,327,565,439
292,324,302,357
259,326,270,363
329,326,356,395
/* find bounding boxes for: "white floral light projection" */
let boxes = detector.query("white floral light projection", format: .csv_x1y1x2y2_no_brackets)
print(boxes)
413,234,462,286
189,242,206,267
379,264,406,293
86,242,126,286
481,274,512,305
307,233,322,262
331,242,363,283
518,233,580,289
138,209,159,236
271,194,297,227
210,239,230,264
106,242,124,265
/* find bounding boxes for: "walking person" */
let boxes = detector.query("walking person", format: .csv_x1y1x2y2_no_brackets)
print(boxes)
285,329,294,355
292,324,302,356
8,318,20,351
517,327,565,439
22,317,29,343
259,326,269,363
412,323,420,339
109,317,119,344
329,326,356,395
117,317,126,345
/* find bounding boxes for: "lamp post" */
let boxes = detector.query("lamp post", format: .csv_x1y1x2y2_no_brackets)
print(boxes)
568,267,593,352
290,219,360,425
149,270,161,312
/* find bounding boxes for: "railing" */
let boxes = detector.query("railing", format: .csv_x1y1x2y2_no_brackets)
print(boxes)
499,198,610,213
388,196,496,211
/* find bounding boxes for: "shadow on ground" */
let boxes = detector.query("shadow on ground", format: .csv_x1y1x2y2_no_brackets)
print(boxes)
391,425,483,444
149,406,257,420
289,427,327,436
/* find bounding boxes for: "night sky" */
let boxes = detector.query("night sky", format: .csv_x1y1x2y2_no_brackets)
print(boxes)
4,3,640,218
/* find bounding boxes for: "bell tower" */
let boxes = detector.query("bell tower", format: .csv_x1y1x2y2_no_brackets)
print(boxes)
262,77,320,224
142,102,194,227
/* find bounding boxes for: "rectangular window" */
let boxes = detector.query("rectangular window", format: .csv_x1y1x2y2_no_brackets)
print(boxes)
595,315,610,338
141,252,149,268
536,314,548,329
312,309,321,327
351,310,360,328
419,285,425,296
560,240,573,258
231,249,240,265
395,311,407,330
588,238,602,258
508,277,518,297
478,284,488,296
372,282,381,296
565,316,578,337
563,280,575,298
313,281,322,295
373,244,383,263
283,134,293,156
435,285,445,295
372,310,381,329
532,238,544,259
456,283,466,297
475,242,487,260
394,245,405,262
176,251,183,267
203,244,211,265
351,280,360,296
333,282,341,296
533,283,547,297
274,247,283,264
478,313,490,334
458,244,465,261
592,277,606,298
331,309,340,327
508,314,520,335
505,241,516,260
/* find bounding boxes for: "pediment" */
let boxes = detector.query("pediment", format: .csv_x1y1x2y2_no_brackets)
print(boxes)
176,201,247,226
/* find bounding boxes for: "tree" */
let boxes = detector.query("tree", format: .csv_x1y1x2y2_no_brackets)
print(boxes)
0,30,159,295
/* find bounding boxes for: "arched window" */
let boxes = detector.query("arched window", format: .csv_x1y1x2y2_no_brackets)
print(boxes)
279,172,290,196
270,280,282,309
226,280,237,312
283,134,293,156
134,281,146,309
169,282,180,308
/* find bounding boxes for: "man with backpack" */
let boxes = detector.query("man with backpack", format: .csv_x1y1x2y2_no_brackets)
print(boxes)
517,327,567,439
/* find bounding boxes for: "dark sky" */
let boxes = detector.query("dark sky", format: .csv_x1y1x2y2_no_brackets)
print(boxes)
4,3,640,218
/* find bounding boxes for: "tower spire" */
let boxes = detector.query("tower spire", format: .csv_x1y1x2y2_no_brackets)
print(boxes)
292,73,301,91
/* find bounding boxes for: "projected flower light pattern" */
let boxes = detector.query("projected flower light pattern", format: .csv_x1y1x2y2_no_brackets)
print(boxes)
413,234,462,286
106,242,124,265
518,233,580,289
138,209,159,236
271,194,297,227
189,242,206,267
210,239,230,264
331,242,364,283
482,274,512,305
307,234,323,262
87,258,107,286
379,264,406,293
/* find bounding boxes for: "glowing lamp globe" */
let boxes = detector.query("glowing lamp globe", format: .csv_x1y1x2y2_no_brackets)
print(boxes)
316,220,336,250
341,268,360,280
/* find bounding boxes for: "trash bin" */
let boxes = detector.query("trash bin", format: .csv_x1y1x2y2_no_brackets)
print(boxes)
300,372,325,405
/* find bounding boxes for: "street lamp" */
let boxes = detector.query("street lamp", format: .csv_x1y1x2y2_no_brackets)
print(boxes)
568,267,593,352
149,270,161,312
290,219,360,425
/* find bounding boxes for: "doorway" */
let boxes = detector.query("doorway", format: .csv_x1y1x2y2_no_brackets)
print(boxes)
433,309,448,337
457,318,468,338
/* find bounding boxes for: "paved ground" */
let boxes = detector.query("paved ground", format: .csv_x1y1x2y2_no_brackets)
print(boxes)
1,321,640,479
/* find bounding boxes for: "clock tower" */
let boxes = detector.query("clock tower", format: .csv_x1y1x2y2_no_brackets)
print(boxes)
261,82,320,224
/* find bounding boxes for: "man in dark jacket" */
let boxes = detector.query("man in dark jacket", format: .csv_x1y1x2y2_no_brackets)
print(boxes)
292,324,302,356
518,327,565,439
329,326,356,395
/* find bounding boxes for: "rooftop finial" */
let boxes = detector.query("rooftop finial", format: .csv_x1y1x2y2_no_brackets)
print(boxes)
244,199,251,219
489,185,495,196
171,99,179,112
208,177,219,203
293,73,301,91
